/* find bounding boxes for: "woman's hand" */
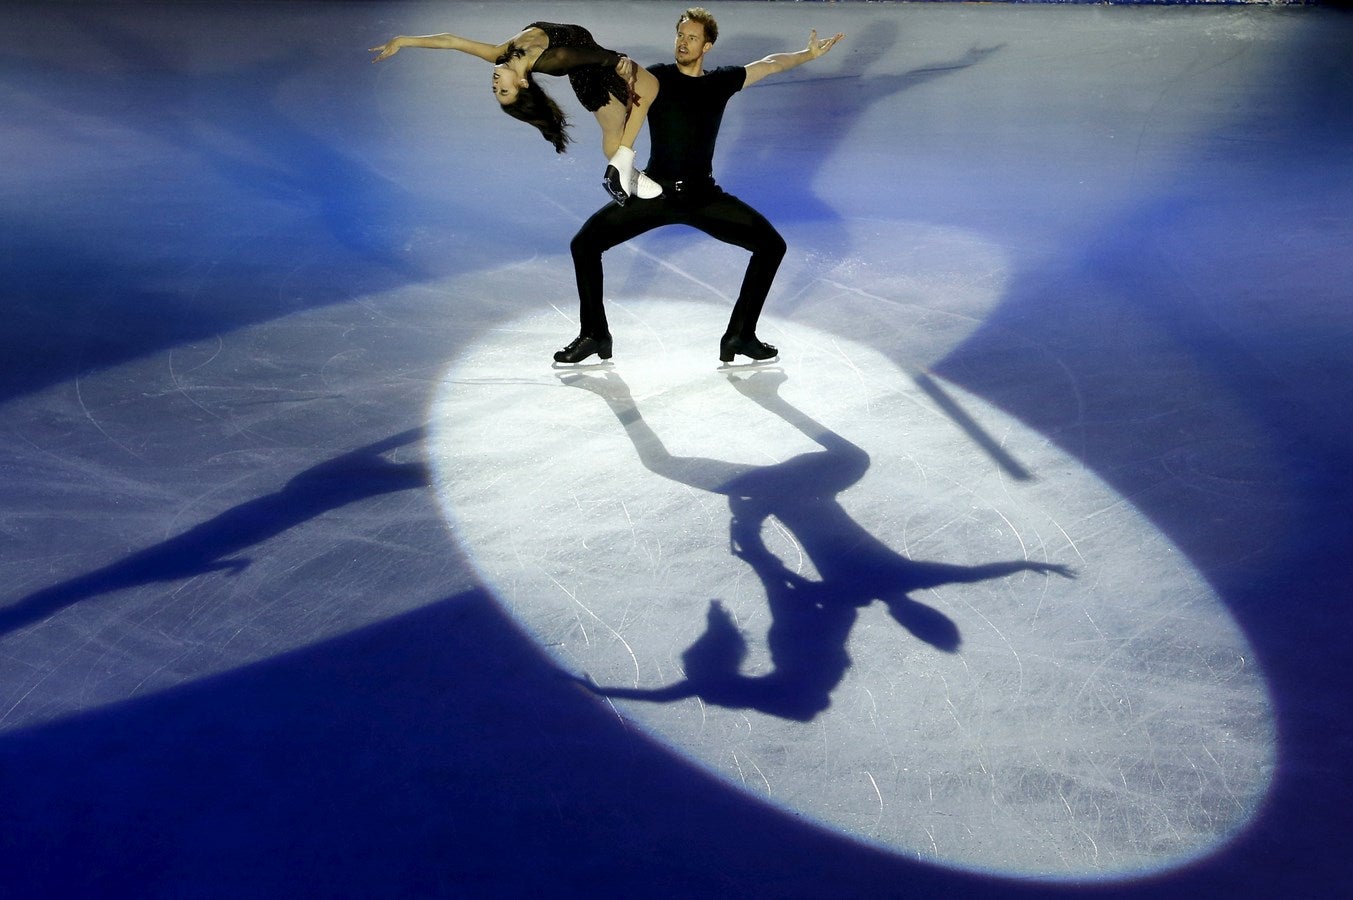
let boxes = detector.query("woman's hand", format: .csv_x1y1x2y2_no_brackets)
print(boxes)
368,37,405,63
614,55,634,79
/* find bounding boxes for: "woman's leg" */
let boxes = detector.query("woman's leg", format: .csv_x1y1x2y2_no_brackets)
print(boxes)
600,66,661,202
619,65,658,151
592,100,627,159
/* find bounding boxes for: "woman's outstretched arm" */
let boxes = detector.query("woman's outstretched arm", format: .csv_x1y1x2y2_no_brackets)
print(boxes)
369,32,509,64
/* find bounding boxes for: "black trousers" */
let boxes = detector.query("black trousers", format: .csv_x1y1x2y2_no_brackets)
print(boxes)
569,184,787,341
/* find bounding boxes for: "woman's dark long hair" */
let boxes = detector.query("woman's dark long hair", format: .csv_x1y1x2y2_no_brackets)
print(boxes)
501,76,572,153
496,44,571,154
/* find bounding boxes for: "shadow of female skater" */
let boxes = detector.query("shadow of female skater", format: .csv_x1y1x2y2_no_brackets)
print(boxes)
559,370,1073,721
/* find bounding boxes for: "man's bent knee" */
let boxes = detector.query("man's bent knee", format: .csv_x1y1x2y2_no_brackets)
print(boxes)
571,229,602,262
757,229,787,263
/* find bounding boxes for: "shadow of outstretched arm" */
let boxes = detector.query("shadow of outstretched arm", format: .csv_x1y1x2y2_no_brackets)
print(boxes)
899,559,1077,591
881,560,1075,650
572,599,834,723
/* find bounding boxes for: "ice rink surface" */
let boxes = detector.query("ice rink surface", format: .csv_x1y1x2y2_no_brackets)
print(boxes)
1,1,1350,896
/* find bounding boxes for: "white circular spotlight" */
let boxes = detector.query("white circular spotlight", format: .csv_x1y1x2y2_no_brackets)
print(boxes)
428,297,1274,882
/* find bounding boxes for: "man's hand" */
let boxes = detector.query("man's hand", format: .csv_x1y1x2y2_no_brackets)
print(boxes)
806,29,845,60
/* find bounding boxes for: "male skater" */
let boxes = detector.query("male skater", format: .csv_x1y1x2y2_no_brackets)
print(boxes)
555,7,844,364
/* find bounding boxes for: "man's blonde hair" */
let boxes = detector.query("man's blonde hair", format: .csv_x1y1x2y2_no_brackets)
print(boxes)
678,7,719,45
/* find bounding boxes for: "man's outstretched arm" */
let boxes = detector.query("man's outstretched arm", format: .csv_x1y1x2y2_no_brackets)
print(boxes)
743,29,845,87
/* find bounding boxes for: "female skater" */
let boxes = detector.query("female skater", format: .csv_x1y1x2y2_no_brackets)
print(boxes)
370,22,661,202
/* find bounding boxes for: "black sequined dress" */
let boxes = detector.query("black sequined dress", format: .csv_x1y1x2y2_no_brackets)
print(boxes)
524,22,630,112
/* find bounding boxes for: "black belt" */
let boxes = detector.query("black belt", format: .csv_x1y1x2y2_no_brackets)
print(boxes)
656,175,715,198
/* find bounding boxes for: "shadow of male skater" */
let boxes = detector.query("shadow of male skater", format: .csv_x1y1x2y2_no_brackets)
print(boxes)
559,371,1072,721
0,429,428,637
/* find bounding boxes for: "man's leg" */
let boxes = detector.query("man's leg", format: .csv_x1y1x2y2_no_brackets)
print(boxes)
684,192,787,358
560,200,672,362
